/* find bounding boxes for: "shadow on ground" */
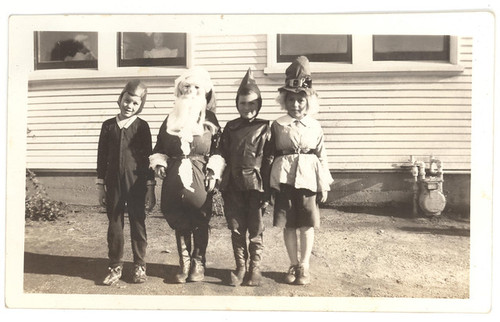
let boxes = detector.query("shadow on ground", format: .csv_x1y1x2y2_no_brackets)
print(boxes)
23,252,240,286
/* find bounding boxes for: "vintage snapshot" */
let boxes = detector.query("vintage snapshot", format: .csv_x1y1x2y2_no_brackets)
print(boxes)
5,13,495,312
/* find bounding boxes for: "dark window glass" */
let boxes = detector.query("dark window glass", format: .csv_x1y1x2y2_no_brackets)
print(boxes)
277,34,352,63
118,32,187,67
34,31,98,70
373,35,450,61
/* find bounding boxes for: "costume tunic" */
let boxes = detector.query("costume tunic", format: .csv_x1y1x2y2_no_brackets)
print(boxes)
152,110,221,232
270,114,333,228
218,117,273,236
219,118,273,192
96,116,153,266
270,114,332,193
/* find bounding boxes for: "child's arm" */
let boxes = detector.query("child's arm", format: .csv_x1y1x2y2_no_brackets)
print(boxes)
206,112,225,191
149,118,169,179
261,121,275,204
315,124,333,203
142,121,156,211
96,122,108,206
145,183,156,211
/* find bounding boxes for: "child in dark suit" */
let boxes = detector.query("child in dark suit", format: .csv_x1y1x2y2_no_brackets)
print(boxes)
218,68,273,286
97,80,156,285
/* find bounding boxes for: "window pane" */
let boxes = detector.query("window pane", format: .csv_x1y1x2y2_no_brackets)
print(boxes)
35,31,98,70
118,32,187,67
373,35,450,61
277,34,351,63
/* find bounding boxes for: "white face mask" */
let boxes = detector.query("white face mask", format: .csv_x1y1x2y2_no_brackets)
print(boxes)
166,91,206,141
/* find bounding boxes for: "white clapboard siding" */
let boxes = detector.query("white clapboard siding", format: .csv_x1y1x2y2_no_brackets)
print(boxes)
27,35,472,171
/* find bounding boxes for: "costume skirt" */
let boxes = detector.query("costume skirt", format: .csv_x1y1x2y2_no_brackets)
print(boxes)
273,184,320,229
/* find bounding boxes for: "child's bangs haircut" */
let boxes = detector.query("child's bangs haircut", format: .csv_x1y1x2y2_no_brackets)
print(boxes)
118,80,148,114
276,90,320,116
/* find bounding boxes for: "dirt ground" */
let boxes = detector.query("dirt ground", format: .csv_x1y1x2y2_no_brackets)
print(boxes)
23,204,470,299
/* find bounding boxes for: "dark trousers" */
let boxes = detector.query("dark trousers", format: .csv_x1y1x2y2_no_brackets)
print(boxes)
223,189,264,266
106,186,147,268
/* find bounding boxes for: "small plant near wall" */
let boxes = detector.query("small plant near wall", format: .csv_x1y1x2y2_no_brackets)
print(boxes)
25,169,66,221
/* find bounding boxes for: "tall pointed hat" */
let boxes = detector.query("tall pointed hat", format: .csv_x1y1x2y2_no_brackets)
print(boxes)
237,67,261,97
236,68,262,115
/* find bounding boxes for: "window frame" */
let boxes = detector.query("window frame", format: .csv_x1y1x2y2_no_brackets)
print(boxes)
34,31,98,71
372,35,451,62
276,34,352,63
30,32,193,81
117,32,188,68
264,34,463,76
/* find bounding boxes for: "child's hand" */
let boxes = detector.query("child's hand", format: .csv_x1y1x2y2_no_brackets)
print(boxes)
155,165,167,179
145,186,156,211
205,169,216,192
260,200,270,216
318,190,328,203
97,184,106,207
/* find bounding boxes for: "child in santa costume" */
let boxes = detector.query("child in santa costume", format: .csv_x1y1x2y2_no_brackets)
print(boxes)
149,67,223,283
271,56,333,285
97,79,156,286
218,68,273,286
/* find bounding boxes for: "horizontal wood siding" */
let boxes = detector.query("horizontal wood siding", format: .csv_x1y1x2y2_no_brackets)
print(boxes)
27,35,472,171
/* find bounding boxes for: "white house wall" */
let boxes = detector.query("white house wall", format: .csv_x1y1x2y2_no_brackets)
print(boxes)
27,35,472,172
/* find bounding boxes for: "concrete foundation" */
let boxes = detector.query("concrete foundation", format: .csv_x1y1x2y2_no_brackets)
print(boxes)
29,170,471,217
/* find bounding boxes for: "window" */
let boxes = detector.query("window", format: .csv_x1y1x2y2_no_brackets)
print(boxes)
277,34,352,63
34,31,98,70
265,34,462,75
373,35,450,61
118,32,187,67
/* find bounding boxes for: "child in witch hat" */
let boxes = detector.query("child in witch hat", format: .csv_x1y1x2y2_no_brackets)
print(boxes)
218,68,274,286
97,79,156,286
270,56,333,285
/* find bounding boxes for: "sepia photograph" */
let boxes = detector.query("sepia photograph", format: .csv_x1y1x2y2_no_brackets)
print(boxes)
4,7,496,318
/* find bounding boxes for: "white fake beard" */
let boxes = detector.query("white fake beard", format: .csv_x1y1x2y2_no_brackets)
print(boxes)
166,94,206,142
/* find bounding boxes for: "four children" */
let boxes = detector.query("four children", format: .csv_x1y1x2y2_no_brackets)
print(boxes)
97,57,332,287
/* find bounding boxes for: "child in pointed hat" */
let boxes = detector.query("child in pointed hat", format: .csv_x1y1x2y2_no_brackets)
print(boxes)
218,68,274,286
270,56,333,285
